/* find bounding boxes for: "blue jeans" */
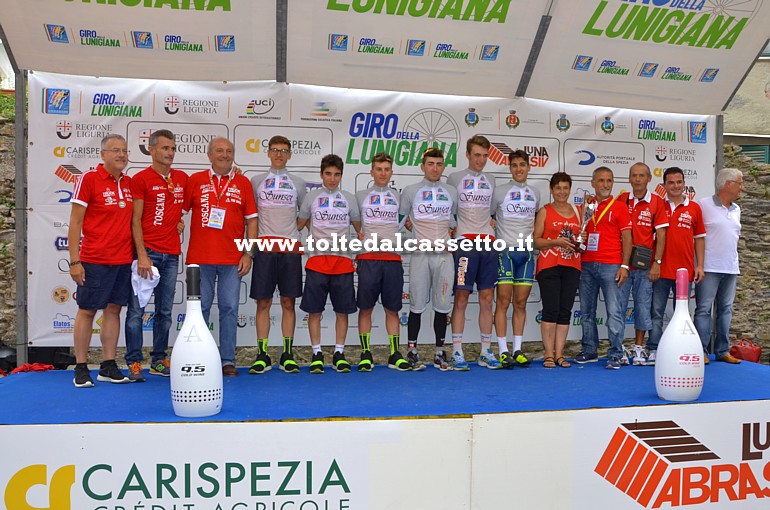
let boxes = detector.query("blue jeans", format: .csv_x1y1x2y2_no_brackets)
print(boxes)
579,262,628,359
694,272,737,358
619,268,653,332
125,249,179,364
200,264,241,367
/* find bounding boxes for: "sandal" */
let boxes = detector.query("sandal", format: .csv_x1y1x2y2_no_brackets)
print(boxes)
543,356,556,369
555,356,571,368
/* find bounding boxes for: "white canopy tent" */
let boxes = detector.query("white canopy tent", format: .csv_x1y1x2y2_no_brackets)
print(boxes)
2,1,769,112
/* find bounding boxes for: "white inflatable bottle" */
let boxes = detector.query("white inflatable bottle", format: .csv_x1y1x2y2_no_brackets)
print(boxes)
170,264,223,417
655,267,705,402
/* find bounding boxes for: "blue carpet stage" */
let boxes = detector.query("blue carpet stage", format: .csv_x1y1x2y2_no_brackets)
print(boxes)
2,357,770,425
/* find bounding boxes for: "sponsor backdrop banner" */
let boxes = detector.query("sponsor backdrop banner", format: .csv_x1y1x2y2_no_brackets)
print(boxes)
473,401,770,509
28,71,715,347
0,419,472,510
0,0,274,81
286,0,549,98
528,0,770,114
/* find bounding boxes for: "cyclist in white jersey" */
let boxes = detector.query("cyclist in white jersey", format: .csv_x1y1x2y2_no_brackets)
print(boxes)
445,136,498,370
492,149,540,368
249,136,307,374
355,152,411,372
399,148,458,371
298,154,361,374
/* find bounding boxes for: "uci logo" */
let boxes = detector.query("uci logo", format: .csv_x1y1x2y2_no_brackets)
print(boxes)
4,464,75,510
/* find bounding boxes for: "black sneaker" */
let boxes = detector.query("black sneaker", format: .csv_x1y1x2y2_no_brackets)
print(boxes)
499,351,516,370
358,351,374,372
574,351,599,364
279,352,299,373
333,351,351,373
511,350,531,367
96,360,129,384
407,350,426,371
73,364,94,388
387,352,411,371
310,351,325,374
249,352,272,374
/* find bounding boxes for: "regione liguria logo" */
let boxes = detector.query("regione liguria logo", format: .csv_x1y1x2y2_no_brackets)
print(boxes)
137,129,156,155
164,96,179,115
56,121,72,140
596,420,770,507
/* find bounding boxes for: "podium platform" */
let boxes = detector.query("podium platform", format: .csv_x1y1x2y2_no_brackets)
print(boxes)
2,358,769,510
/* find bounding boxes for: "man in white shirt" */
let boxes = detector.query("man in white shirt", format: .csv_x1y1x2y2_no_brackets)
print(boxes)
694,167,743,364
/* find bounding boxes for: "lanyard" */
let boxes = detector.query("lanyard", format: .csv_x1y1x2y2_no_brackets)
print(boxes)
592,196,616,227
156,170,175,194
208,170,233,207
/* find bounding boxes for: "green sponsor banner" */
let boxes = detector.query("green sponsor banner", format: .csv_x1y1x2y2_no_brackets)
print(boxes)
64,0,231,11
326,0,512,23
582,0,747,49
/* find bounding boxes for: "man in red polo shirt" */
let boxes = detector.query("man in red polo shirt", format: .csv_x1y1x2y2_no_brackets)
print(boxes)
618,162,668,365
574,166,632,370
649,167,706,363
68,134,133,388
124,129,188,382
184,137,258,376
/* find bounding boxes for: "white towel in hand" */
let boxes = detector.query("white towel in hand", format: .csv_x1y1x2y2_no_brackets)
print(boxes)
131,260,161,308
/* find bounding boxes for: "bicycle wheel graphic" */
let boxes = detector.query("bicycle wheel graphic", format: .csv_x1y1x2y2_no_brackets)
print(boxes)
403,108,461,147
704,0,763,22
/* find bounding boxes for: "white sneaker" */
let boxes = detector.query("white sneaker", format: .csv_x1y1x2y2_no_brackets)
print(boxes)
478,349,502,369
632,347,647,366
645,350,656,366
450,352,470,371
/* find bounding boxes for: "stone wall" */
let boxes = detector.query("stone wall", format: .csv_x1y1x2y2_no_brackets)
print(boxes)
0,118,15,345
725,144,770,344
0,121,767,357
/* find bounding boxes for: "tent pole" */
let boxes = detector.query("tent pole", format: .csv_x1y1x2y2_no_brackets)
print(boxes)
716,114,724,172
276,0,288,83
14,69,27,365
516,15,551,98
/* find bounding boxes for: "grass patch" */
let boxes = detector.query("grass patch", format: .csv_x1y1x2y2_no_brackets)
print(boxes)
0,93,16,120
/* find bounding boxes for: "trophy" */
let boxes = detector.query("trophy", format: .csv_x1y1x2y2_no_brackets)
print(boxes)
577,193,598,252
